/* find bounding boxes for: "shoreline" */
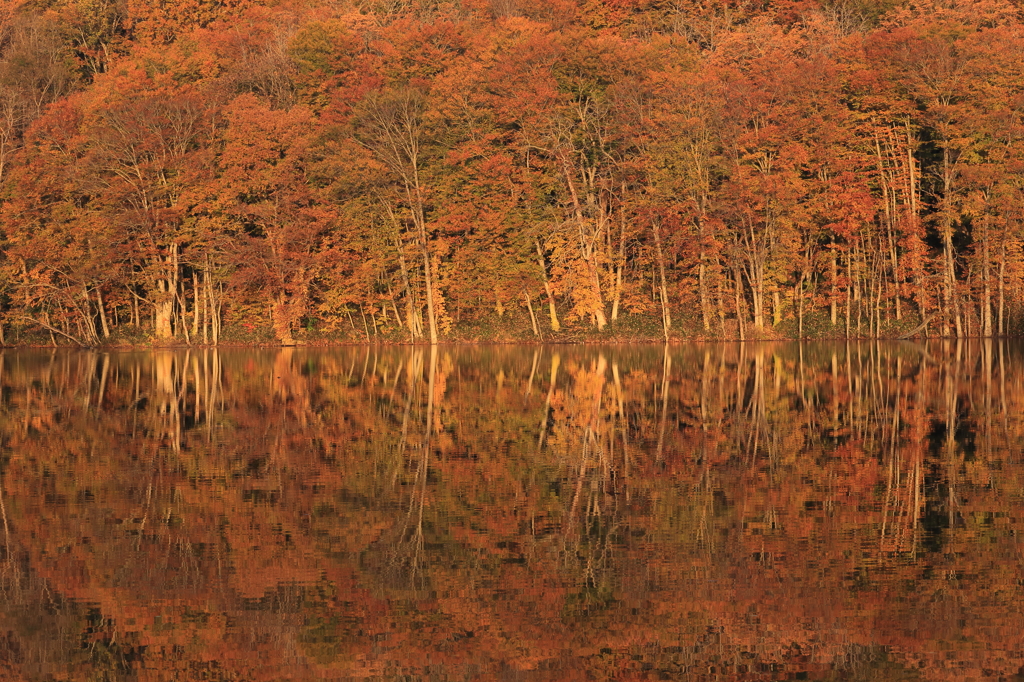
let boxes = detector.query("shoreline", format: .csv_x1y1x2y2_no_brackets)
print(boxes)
0,334,1015,351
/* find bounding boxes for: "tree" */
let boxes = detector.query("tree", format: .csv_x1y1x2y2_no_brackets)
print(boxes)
352,87,441,344
212,94,333,345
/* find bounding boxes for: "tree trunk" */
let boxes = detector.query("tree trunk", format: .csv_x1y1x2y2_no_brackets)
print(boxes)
875,268,883,336
559,154,607,330
192,272,201,342
536,239,561,332
359,305,371,342
796,277,805,338
396,244,420,340
845,253,852,338
273,293,296,345
611,199,626,322
174,284,191,345
154,244,179,340
155,280,173,340
587,255,607,330
982,214,992,337
699,256,711,332
417,220,439,344
998,238,1006,336
941,147,962,338
80,286,98,344
745,259,765,330
206,271,220,347
387,281,404,329
96,288,110,339
830,250,838,326
202,266,210,345
525,292,540,337
854,245,864,336
652,221,671,341
717,273,726,337
734,267,745,342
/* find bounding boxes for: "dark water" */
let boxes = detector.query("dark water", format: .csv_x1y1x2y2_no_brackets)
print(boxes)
1,342,1023,681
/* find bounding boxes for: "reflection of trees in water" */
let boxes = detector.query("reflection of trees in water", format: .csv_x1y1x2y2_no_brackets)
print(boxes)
361,347,438,597
0,342,1022,678
548,353,623,604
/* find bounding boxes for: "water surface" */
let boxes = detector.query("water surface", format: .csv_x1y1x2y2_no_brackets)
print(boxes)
1,342,1022,681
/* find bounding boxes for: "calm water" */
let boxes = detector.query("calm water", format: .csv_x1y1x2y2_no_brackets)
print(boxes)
1,342,1023,681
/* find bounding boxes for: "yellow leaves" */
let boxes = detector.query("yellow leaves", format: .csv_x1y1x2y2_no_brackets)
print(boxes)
431,254,454,336
287,19,359,78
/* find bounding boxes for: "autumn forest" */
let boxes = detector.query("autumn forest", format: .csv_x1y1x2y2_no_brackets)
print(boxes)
3,0,1024,345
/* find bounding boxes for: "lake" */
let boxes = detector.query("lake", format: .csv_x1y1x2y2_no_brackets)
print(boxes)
0,342,1022,681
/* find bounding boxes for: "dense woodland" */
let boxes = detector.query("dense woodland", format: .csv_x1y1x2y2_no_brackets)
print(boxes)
2,0,1024,344
1,342,1023,679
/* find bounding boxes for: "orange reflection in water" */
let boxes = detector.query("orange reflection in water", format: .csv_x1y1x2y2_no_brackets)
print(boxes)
0,341,1022,680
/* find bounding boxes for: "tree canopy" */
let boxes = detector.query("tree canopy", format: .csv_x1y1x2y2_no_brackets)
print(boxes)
3,0,1024,344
